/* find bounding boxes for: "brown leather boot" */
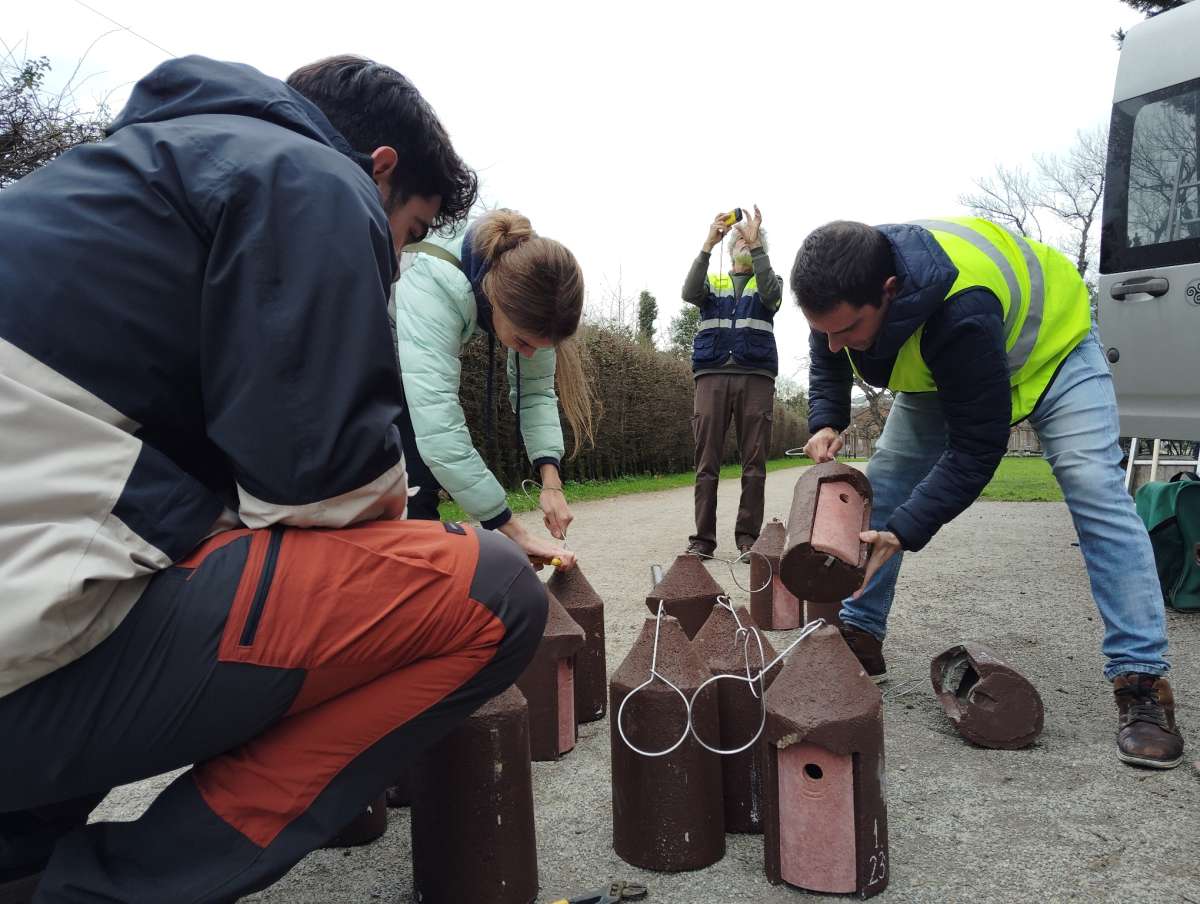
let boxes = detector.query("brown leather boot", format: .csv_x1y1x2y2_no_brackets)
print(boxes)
1113,673,1184,769
837,623,886,683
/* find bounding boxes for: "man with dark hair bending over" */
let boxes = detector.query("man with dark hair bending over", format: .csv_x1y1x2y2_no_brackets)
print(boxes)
0,54,549,901
792,216,1183,771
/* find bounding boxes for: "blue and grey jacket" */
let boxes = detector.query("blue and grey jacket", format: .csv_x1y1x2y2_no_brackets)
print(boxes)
807,223,1016,553
0,56,410,698
682,247,783,378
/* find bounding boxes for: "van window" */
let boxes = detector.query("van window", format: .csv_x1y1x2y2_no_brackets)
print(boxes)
1102,77,1200,273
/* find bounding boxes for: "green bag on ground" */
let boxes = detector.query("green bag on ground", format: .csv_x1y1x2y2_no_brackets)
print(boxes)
1135,472,1200,612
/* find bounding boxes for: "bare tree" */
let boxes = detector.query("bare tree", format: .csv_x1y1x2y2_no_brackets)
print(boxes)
1,38,113,189
959,164,1045,240
960,125,1109,289
852,378,890,438
1036,125,1107,278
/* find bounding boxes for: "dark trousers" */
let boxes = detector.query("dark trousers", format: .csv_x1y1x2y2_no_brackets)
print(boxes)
689,373,775,553
0,521,546,903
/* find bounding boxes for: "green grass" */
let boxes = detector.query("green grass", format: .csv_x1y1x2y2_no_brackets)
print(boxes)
980,455,1063,502
437,454,1061,522
436,455,844,522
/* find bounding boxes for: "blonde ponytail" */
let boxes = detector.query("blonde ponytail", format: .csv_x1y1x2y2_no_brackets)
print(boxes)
552,336,595,456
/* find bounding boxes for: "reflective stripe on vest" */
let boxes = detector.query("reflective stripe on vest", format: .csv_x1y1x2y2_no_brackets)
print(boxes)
886,217,1091,422
698,318,734,331
734,317,774,333
706,274,758,299
912,219,1046,375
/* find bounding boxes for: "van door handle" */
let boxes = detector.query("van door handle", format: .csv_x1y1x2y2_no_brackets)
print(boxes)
1110,276,1169,300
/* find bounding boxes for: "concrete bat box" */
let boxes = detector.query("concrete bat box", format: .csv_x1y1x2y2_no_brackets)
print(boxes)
691,603,778,833
610,615,724,871
749,519,801,630
323,794,387,848
516,592,585,762
411,685,538,904
645,554,727,640
764,625,889,898
931,642,1045,750
547,565,608,723
780,462,873,604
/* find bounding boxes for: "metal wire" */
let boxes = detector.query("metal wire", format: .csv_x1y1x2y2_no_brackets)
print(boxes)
615,600,694,757
691,548,772,595
617,596,826,758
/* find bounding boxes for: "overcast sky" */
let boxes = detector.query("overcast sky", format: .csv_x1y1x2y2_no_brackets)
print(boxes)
6,0,1148,385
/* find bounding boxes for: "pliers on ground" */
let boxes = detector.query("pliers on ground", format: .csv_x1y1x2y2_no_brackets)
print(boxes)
552,879,649,903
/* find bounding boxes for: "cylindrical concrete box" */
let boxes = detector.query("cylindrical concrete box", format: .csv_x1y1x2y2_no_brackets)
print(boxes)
764,625,889,898
385,767,413,808
324,794,387,848
804,599,843,629
516,592,585,761
611,615,725,871
547,565,608,723
780,462,873,604
691,603,778,833
411,685,538,904
749,519,801,630
931,642,1044,750
645,555,727,640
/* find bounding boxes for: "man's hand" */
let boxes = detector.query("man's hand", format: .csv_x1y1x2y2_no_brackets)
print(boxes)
733,204,763,249
854,530,902,598
702,211,732,253
539,486,573,540
804,426,844,463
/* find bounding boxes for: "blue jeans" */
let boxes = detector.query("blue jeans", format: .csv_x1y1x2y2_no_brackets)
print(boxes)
840,329,1169,680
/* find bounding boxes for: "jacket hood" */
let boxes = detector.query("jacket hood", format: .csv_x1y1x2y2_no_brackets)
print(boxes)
107,55,370,171
868,223,959,356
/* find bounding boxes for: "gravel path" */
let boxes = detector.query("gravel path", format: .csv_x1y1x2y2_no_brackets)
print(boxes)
96,465,1200,903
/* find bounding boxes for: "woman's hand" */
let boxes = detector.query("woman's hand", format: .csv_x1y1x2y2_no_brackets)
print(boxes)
539,486,573,540
499,519,576,571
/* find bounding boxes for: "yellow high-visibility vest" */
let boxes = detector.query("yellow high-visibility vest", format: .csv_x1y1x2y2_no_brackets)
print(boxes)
884,217,1092,422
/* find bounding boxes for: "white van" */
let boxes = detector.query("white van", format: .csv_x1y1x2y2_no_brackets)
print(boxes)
1100,0,1200,443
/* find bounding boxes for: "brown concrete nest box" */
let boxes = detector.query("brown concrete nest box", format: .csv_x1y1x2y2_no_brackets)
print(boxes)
930,642,1045,750
781,462,873,604
692,603,778,834
516,592,585,762
763,625,889,898
547,564,608,723
323,794,387,848
750,518,802,630
411,685,538,904
610,614,725,872
645,554,727,640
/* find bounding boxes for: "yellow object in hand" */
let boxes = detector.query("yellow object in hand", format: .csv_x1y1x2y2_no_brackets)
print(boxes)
550,557,563,567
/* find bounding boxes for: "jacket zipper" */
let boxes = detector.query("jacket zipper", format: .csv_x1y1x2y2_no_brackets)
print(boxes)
240,527,283,646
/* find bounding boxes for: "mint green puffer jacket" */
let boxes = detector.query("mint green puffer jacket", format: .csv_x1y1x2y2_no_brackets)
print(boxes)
393,222,564,524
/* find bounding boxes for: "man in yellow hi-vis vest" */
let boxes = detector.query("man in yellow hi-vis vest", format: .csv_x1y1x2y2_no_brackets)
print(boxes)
792,217,1182,770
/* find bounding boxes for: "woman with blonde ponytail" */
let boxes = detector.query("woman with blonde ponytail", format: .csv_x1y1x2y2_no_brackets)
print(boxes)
393,208,594,568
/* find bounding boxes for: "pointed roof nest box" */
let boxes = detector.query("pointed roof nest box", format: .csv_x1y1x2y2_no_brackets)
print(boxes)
645,554,727,639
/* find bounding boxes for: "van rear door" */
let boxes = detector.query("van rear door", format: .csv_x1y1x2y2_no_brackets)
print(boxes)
1100,1,1200,441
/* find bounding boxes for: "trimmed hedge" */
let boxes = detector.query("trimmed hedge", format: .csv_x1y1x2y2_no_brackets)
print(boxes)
456,324,809,487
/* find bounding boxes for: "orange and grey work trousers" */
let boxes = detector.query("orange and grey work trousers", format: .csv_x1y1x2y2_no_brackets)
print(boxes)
689,372,775,554
0,520,546,903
